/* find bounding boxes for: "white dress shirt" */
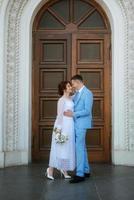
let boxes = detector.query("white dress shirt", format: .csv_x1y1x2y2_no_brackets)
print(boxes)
78,85,85,94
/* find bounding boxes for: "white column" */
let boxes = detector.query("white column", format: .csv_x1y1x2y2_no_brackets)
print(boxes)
0,0,9,168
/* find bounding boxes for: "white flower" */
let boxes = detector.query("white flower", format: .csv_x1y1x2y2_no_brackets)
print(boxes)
53,127,69,144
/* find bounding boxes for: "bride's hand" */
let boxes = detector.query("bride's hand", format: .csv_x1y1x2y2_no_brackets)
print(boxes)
64,110,73,117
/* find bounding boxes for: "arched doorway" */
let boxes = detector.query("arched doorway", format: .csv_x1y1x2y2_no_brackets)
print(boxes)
32,0,111,162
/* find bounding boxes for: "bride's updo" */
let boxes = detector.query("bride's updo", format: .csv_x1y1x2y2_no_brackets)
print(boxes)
58,81,71,96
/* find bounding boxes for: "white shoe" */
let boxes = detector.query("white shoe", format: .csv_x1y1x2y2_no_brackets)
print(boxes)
60,170,71,179
45,168,54,180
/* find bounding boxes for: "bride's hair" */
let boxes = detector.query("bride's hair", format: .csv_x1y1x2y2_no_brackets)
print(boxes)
58,81,71,96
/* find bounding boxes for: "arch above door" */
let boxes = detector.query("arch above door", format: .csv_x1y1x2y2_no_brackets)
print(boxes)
33,0,110,31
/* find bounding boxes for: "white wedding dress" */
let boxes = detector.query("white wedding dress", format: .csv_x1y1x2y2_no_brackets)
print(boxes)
49,96,75,171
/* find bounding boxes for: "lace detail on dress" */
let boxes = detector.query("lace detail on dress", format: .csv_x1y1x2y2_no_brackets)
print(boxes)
49,96,75,171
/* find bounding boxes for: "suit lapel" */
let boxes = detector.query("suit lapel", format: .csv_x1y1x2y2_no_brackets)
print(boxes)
75,86,86,106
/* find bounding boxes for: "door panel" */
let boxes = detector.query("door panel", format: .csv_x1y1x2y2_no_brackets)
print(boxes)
72,33,111,162
77,40,103,63
40,69,67,93
32,34,71,160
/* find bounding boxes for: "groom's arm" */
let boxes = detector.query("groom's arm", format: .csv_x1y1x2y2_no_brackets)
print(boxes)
73,91,93,118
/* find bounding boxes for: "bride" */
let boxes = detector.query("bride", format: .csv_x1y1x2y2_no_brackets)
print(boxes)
46,81,75,180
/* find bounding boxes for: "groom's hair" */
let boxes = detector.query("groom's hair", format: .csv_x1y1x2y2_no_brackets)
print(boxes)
71,74,83,82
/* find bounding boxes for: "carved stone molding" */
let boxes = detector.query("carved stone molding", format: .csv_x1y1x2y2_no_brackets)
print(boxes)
117,0,129,150
122,0,134,150
6,0,28,151
0,0,3,9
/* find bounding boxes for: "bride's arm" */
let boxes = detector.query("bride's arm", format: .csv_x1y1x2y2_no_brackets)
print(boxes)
55,97,65,129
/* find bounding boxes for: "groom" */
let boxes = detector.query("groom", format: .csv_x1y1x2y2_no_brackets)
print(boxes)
64,74,93,183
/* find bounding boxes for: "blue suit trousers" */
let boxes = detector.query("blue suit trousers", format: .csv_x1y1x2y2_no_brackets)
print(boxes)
75,127,90,177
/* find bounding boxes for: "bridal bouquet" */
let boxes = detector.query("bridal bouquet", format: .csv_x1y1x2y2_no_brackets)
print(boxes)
53,127,69,144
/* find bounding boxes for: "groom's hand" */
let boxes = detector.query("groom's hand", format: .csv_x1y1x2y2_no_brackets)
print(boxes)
64,110,73,117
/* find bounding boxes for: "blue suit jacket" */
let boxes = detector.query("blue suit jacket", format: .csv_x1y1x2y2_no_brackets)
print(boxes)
73,86,93,129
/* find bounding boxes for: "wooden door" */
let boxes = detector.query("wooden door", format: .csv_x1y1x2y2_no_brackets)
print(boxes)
32,0,111,162
72,33,111,162
32,33,71,160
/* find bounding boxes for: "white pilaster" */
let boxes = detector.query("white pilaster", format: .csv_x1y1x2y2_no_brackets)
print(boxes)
0,0,10,168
